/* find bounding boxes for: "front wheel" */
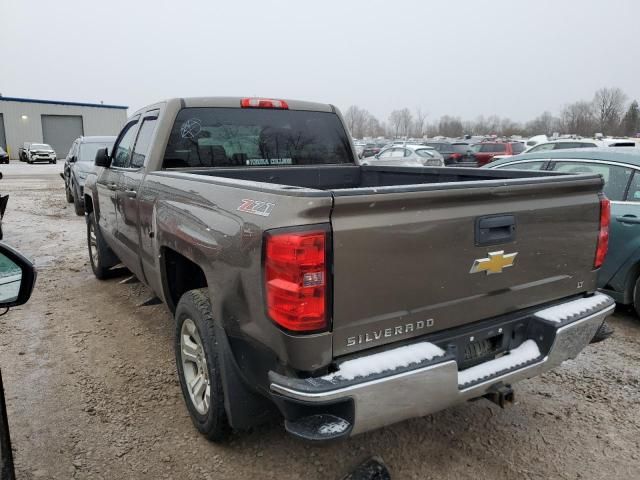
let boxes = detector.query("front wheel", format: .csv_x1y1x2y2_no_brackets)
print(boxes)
73,193,85,216
175,289,230,442
65,184,73,203
633,276,640,318
86,212,118,279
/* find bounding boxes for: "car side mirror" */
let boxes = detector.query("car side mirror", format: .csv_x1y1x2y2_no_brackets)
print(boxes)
0,243,36,309
69,156,77,163
95,148,111,168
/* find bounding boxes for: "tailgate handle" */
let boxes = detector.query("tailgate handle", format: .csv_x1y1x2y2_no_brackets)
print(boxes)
476,215,516,246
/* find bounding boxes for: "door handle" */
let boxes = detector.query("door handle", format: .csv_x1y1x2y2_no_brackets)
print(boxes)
107,183,117,191
124,189,137,198
615,215,640,225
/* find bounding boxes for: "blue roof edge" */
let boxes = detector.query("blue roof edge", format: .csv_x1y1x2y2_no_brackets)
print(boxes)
0,96,128,110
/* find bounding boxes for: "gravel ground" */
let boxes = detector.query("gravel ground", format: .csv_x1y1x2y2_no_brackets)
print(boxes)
0,163,639,480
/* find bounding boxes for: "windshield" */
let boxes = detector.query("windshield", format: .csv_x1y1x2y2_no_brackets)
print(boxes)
31,144,52,150
163,107,353,168
79,142,113,162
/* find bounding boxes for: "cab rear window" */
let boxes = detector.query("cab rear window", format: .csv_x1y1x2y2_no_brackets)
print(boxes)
163,108,353,168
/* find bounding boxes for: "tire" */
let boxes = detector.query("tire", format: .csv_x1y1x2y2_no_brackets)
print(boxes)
175,289,230,442
27,160,33,164
73,193,85,216
53,160,57,164
86,212,118,279
633,276,640,318
65,184,74,203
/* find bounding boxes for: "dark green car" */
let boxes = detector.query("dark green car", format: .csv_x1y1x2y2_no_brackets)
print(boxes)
486,147,640,315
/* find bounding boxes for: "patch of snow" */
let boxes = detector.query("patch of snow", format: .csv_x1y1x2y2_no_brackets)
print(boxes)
323,342,445,382
458,340,541,386
535,293,611,323
319,419,350,435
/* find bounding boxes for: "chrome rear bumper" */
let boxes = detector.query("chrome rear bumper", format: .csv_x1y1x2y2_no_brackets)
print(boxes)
270,295,614,437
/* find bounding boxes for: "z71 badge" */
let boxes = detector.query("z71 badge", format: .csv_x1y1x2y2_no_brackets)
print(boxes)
237,199,275,217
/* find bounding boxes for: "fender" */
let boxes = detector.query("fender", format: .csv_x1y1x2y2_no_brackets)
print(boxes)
606,246,640,304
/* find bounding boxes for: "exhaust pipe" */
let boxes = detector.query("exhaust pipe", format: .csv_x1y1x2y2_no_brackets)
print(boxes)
484,384,514,408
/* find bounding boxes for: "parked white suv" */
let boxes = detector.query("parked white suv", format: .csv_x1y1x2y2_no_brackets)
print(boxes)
26,143,57,164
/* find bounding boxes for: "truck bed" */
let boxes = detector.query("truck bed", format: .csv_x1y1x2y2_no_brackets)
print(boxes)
172,164,580,192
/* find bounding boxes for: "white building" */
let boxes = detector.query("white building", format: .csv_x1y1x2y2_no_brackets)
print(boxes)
0,96,127,159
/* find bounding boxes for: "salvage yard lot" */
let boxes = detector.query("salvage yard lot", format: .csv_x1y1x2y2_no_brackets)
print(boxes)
0,164,639,479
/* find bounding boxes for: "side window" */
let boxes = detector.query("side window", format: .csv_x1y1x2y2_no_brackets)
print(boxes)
378,149,394,159
530,143,554,152
130,115,159,169
495,161,546,171
552,161,632,201
390,148,405,158
626,172,640,202
111,120,139,168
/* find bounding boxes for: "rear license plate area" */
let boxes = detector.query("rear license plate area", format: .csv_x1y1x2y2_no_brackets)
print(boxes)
463,334,503,367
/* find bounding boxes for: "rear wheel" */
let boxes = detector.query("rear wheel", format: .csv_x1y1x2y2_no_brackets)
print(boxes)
175,289,230,442
87,212,118,279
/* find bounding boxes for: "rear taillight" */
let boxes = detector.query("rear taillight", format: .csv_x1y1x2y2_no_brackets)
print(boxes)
241,97,289,109
450,153,462,161
264,228,329,332
594,195,610,269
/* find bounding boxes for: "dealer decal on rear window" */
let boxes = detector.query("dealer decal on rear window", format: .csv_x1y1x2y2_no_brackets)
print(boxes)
237,199,275,217
246,158,293,166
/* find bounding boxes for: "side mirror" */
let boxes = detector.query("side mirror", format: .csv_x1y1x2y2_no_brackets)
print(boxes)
95,148,111,168
0,243,36,309
69,156,77,163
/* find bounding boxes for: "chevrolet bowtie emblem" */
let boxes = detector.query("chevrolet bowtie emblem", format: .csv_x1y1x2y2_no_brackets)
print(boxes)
470,250,518,275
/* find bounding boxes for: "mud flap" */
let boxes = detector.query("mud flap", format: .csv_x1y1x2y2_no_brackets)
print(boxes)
214,324,276,430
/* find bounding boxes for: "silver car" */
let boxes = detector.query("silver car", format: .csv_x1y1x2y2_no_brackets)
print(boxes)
359,144,444,167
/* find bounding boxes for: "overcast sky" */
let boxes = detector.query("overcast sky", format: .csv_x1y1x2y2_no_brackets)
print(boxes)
2,0,639,123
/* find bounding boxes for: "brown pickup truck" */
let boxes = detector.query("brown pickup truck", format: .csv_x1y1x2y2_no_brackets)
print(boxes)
83,97,614,442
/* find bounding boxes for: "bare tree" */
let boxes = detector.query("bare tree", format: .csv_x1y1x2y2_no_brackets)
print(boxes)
388,108,413,138
438,116,464,138
593,87,627,134
560,101,596,136
413,108,427,138
525,111,558,136
343,106,369,138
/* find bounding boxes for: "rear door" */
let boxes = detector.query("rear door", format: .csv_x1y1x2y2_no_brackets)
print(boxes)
549,159,635,286
329,177,603,356
117,111,159,280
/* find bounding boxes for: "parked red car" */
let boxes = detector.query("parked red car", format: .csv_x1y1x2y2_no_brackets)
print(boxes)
471,142,525,166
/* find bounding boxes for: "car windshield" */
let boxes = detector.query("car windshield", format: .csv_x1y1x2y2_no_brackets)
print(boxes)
163,107,353,168
79,142,113,162
31,144,51,150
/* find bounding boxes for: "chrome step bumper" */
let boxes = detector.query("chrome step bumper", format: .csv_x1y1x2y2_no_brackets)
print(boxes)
270,294,614,437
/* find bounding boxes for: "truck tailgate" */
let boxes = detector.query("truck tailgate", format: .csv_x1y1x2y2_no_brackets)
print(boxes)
329,176,603,357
